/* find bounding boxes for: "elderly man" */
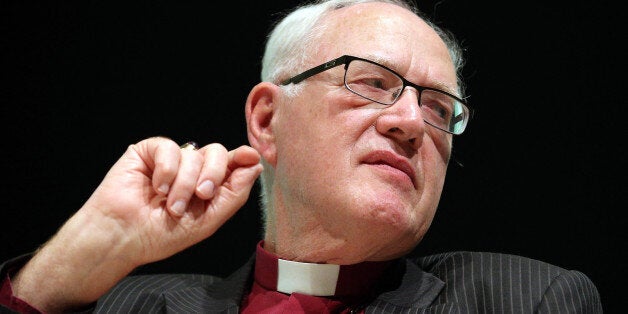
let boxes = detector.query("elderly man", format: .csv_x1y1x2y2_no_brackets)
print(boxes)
1,0,601,313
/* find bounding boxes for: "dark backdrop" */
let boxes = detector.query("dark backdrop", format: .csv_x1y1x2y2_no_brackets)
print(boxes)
1,1,623,312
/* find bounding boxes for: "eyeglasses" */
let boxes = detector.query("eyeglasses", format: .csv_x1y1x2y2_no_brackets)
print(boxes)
281,55,470,135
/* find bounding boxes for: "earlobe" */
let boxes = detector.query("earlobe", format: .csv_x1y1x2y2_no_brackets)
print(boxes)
245,82,278,166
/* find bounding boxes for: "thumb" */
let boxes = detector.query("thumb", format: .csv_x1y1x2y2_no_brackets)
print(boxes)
226,163,264,195
206,163,263,225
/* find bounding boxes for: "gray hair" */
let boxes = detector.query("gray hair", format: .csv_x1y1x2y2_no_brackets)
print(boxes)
257,0,466,231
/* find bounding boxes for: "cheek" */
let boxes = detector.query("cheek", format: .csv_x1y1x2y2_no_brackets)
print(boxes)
283,105,369,166
273,107,353,185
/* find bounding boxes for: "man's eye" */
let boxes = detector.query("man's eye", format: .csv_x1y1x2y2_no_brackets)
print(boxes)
423,102,450,120
361,78,387,90
434,106,448,118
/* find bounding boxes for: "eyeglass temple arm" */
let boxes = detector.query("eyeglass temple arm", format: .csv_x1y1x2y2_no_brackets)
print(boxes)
280,56,348,85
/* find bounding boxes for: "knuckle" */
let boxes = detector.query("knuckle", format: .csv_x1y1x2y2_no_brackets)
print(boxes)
176,179,197,193
206,143,228,155
155,159,177,175
183,149,204,165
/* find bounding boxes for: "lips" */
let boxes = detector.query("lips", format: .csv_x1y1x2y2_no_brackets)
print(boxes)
362,150,416,187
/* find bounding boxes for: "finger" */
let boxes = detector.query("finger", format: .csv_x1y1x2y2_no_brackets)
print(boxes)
167,147,203,216
195,143,229,199
204,163,263,229
227,145,262,171
130,137,180,195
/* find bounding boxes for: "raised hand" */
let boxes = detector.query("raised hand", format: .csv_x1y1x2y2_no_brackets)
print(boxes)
84,137,263,264
12,136,263,312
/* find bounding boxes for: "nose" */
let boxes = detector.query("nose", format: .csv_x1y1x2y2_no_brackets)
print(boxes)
375,88,425,149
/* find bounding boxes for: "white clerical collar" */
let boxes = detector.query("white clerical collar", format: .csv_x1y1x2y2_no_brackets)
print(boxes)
253,241,393,297
276,258,340,296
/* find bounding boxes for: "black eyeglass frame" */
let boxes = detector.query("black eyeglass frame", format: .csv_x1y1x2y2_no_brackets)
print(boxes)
281,54,470,135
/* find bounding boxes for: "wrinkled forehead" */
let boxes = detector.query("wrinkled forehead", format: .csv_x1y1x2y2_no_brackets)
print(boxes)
312,2,456,89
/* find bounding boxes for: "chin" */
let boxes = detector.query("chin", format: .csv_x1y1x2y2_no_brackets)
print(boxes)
360,203,429,255
361,194,417,226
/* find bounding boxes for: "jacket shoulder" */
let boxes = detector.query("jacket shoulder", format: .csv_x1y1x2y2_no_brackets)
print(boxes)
414,251,565,274
408,251,602,313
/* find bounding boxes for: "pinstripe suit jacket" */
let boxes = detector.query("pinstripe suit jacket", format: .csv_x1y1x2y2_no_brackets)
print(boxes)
84,251,601,313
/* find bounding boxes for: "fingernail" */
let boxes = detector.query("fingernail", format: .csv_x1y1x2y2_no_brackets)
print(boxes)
158,184,169,194
197,180,215,197
170,200,186,216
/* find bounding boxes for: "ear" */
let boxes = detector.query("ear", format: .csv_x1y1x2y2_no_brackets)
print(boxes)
245,82,279,166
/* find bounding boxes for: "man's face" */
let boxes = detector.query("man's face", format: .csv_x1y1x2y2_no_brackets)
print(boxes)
267,3,457,263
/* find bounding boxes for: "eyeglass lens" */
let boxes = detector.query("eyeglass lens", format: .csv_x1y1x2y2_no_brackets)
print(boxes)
344,59,466,134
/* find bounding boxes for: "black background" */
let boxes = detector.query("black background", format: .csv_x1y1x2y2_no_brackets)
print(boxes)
1,1,624,312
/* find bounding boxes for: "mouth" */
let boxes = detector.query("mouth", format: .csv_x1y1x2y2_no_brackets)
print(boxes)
362,150,417,188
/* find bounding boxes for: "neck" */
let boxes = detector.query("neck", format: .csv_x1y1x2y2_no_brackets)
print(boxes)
264,229,360,264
